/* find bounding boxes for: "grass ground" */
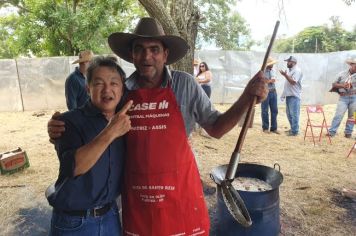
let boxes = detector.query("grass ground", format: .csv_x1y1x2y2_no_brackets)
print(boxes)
0,104,355,235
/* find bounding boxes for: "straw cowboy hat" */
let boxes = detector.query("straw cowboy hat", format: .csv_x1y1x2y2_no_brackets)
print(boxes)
72,50,94,64
346,57,356,65
266,57,278,67
108,17,189,65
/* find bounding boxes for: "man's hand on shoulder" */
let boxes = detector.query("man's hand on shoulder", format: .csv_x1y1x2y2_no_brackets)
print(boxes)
48,111,65,144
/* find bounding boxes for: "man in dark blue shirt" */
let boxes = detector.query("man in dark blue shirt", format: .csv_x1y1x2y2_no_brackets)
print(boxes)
65,50,93,110
49,56,132,236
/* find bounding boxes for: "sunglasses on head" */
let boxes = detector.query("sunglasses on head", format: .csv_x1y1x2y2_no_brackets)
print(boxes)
200,65,205,67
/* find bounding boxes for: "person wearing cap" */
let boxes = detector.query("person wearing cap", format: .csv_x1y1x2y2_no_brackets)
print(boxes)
327,57,356,138
48,56,132,235
280,56,303,136
65,50,93,110
261,57,280,134
48,17,268,235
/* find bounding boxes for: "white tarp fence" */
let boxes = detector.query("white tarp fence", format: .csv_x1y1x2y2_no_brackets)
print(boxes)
0,50,355,111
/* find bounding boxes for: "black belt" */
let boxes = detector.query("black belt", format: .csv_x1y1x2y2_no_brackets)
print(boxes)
57,202,113,217
340,91,356,96
269,88,276,93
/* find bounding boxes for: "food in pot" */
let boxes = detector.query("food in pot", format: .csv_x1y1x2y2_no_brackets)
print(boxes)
232,177,272,192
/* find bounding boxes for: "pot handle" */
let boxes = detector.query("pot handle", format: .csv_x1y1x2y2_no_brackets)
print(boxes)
274,163,281,172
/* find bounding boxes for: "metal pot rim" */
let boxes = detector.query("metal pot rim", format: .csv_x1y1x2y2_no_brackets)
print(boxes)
210,163,283,189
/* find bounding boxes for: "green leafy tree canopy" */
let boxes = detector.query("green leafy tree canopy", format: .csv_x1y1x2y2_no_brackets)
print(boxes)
275,17,356,53
0,0,145,58
195,0,252,50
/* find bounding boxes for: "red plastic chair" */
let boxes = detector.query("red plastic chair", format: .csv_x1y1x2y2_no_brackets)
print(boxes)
303,105,332,146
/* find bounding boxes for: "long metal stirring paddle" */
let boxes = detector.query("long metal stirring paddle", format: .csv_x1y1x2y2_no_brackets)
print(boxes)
221,20,280,226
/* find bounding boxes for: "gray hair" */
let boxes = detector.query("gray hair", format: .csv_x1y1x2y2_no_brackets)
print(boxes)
86,56,126,85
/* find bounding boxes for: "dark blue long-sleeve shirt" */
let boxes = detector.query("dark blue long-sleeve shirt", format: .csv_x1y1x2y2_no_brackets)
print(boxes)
52,101,125,211
65,67,89,110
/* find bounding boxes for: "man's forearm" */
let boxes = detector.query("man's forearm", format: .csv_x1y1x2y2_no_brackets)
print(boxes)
205,93,251,139
284,74,296,85
332,82,345,89
73,129,114,176
204,70,267,138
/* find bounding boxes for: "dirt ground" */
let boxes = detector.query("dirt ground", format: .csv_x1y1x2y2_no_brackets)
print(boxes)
0,104,355,236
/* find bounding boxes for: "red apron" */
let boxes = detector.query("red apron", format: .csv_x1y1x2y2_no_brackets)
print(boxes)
123,85,210,236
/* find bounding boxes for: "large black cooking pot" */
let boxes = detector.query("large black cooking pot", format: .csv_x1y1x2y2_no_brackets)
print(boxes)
210,163,283,236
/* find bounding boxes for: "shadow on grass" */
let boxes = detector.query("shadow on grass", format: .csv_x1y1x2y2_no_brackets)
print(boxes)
11,203,51,236
329,188,356,224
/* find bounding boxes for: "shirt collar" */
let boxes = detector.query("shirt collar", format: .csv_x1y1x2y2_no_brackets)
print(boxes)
125,66,172,90
80,100,103,117
74,67,85,77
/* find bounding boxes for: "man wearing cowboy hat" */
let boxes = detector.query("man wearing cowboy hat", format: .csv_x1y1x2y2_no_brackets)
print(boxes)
280,56,303,136
261,57,280,134
108,17,267,235
328,57,356,138
48,17,268,235
65,50,94,110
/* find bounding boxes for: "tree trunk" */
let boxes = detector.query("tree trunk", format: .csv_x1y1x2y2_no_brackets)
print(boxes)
138,0,201,74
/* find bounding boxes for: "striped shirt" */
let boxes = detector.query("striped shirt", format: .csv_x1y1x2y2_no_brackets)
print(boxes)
334,69,356,94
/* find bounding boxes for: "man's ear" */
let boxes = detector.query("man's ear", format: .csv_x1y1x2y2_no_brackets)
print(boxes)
163,48,169,64
86,84,90,95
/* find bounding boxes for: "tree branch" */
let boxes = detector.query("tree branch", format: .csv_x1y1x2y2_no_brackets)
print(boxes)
138,0,179,36
0,0,31,13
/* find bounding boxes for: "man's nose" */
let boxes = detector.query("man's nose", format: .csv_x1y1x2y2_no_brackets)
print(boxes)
142,48,153,59
102,83,111,92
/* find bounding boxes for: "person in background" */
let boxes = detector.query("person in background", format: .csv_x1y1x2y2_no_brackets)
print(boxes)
49,56,132,236
48,17,268,235
65,50,93,110
261,57,280,134
280,56,303,136
195,61,213,137
196,61,213,98
327,57,356,138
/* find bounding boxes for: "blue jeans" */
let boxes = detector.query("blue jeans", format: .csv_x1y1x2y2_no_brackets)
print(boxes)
261,90,278,131
201,84,211,98
286,96,301,135
329,95,356,135
50,204,122,236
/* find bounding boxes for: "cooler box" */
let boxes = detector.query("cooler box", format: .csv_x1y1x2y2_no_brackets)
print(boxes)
0,148,30,175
